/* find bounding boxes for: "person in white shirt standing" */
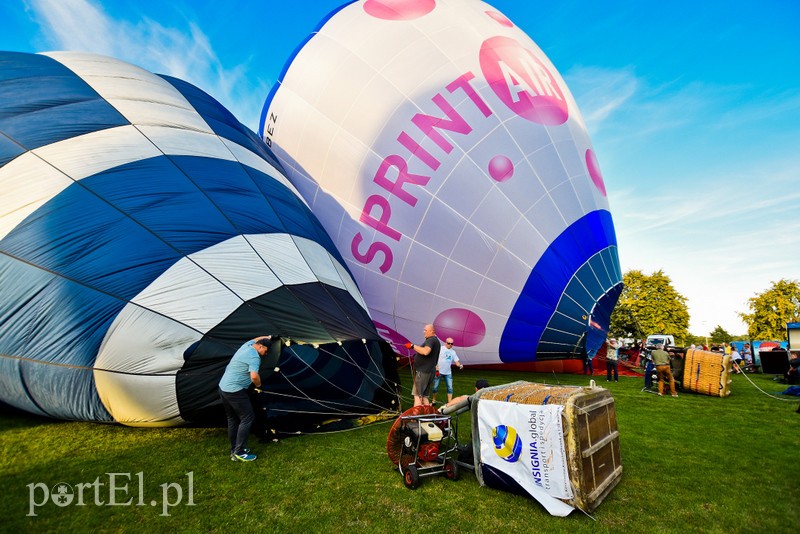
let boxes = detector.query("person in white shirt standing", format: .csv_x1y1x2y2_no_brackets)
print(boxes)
606,338,619,382
432,337,463,404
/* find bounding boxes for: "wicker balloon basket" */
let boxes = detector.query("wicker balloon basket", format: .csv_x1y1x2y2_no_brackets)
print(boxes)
473,381,622,512
682,349,732,397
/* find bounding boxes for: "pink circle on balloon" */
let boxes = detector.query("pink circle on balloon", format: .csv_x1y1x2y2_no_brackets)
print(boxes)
479,36,568,125
485,10,514,27
585,149,607,196
434,309,486,347
363,0,436,20
488,155,514,182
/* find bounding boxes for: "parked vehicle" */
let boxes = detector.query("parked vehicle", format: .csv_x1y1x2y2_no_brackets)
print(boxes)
645,334,676,349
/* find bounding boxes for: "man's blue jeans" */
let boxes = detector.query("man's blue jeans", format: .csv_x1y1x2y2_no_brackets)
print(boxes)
432,373,453,394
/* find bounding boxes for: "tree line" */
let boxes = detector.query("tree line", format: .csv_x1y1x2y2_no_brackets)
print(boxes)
608,271,800,345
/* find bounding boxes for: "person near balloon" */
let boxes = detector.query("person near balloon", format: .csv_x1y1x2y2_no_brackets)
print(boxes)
442,378,490,410
785,353,800,385
606,339,619,382
432,337,464,404
741,343,754,370
651,343,677,397
583,346,595,375
404,323,441,407
730,345,743,374
670,349,685,384
219,336,272,461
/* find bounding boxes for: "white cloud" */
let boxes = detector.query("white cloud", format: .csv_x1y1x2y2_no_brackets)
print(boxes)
26,0,267,130
26,0,113,53
570,65,800,335
612,157,800,335
709,88,800,133
564,65,793,150
563,66,639,132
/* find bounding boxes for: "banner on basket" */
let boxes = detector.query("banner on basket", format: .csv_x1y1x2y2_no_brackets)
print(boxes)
478,399,573,516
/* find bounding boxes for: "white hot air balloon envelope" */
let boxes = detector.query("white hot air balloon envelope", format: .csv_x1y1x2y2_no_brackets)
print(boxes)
261,0,622,365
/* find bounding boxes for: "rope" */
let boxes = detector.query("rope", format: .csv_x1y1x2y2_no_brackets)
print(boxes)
317,343,403,401
257,389,385,411
735,369,800,402
267,417,397,438
265,369,380,415
278,344,397,413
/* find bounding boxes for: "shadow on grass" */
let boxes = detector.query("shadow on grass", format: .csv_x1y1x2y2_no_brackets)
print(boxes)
0,402,63,431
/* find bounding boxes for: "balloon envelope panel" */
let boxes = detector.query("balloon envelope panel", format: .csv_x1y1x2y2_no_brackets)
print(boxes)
261,0,622,364
0,51,386,425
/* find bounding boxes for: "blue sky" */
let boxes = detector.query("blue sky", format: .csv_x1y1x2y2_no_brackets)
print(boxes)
3,0,799,336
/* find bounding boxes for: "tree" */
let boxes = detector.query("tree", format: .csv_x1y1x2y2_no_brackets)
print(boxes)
739,279,800,340
684,333,706,347
609,269,690,344
709,325,732,344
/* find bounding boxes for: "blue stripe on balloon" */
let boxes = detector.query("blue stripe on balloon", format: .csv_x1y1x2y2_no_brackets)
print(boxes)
0,256,116,421
157,74,285,173
1,155,343,300
0,52,128,151
0,132,25,167
583,282,623,353
148,77,348,267
499,210,621,363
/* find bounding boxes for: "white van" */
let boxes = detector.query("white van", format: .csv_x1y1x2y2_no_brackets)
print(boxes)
646,334,676,349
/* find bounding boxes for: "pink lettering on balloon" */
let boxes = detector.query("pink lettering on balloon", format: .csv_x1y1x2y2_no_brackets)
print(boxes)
411,93,472,154
397,131,440,171
479,36,568,125
360,195,402,241
397,72,492,172
446,72,492,118
434,308,486,347
488,155,514,182
585,149,607,196
363,0,435,20
485,10,514,28
352,71,494,272
351,233,393,273
373,154,431,204
374,320,414,357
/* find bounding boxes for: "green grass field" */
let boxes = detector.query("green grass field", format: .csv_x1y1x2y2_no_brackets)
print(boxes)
1,369,798,533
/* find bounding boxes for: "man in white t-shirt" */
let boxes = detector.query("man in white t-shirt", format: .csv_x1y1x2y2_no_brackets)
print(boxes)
432,337,463,404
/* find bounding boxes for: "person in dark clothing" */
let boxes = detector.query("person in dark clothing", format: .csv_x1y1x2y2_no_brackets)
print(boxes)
405,323,441,407
786,353,800,385
583,346,595,375
671,349,685,384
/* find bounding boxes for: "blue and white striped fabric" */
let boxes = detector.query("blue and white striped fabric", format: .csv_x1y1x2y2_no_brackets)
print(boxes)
0,51,384,426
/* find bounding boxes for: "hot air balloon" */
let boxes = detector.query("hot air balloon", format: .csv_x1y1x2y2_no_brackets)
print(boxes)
260,0,623,366
0,51,397,426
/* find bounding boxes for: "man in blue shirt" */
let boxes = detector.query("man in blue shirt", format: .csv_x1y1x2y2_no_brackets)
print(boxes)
219,336,272,461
